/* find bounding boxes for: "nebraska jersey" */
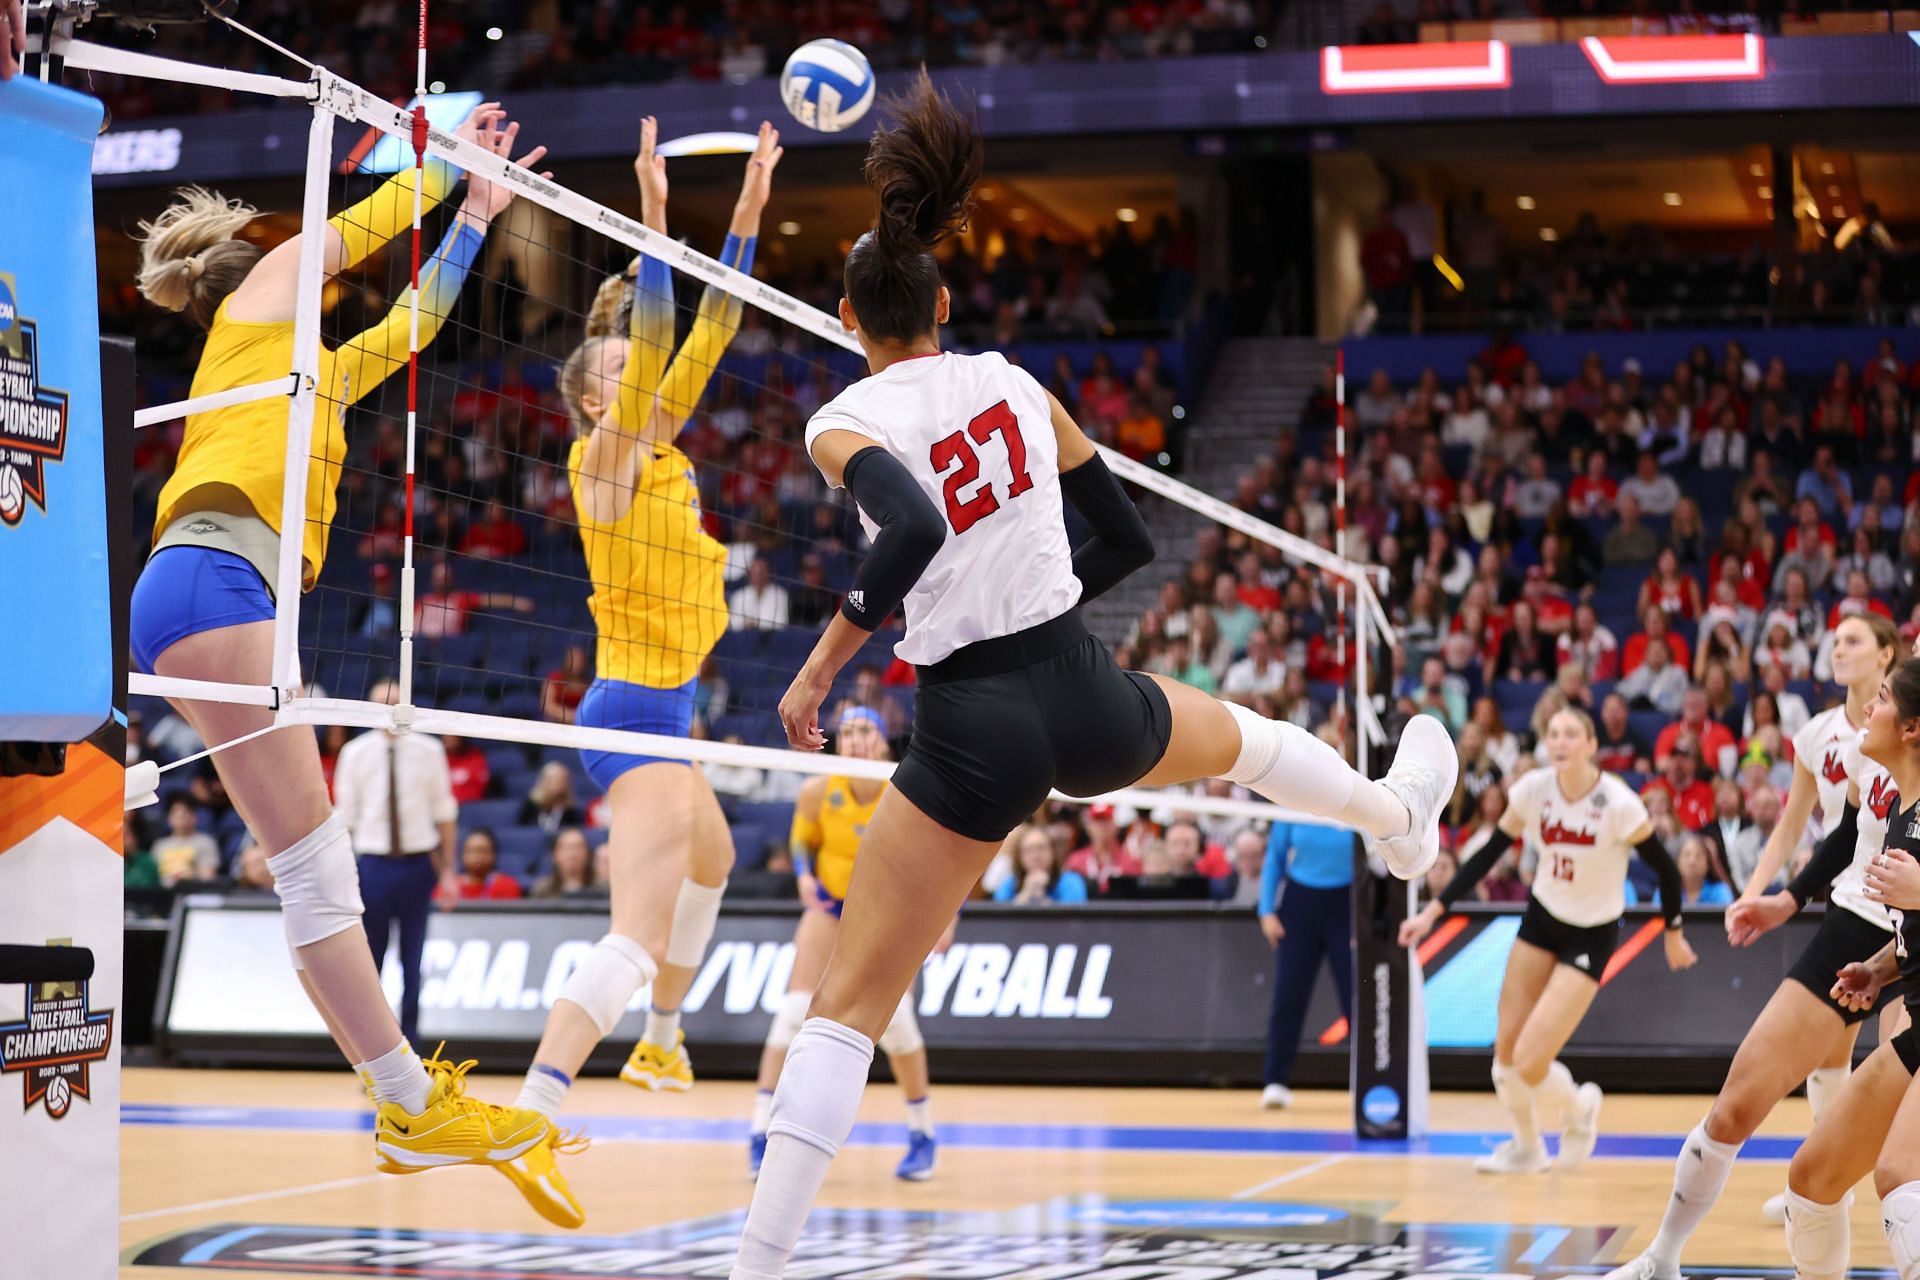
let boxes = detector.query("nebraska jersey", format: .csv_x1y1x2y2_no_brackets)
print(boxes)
806,350,1081,666
1792,704,1863,838
1508,768,1651,927
1830,737,1901,930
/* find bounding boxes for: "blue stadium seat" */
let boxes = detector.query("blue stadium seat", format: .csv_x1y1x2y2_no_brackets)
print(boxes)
1628,709,1669,748
493,827,549,884
734,800,795,836
1494,678,1546,724
729,822,775,869
460,797,521,834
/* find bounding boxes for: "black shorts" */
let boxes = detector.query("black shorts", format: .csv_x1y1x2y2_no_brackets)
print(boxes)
1787,906,1907,1026
1516,896,1620,979
1894,1019,1920,1075
892,612,1175,843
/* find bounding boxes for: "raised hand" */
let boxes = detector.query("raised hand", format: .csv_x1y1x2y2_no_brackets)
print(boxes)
458,107,550,226
635,115,667,235
728,120,784,238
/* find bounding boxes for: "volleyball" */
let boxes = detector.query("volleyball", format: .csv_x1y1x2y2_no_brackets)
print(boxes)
44,1075,70,1118
0,465,23,524
779,39,874,133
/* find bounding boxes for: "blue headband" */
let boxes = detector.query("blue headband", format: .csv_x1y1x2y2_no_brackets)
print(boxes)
838,706,886,736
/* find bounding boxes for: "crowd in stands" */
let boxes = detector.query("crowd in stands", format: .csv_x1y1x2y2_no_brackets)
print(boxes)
90,0,1886,123
1125,327,1920,910
1361,185,1917,334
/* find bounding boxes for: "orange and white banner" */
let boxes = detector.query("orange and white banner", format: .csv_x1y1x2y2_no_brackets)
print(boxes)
1321,41,1511,94
1581,33,1765,83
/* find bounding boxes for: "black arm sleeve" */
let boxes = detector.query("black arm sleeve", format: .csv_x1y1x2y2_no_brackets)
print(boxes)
839,446,947,631
1058,453,1155,603
1787,802,1861,908
1634,835,1685,930
1439,825,1516,910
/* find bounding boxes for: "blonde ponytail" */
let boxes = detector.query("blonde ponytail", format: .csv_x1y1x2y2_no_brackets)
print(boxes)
135,186,262,329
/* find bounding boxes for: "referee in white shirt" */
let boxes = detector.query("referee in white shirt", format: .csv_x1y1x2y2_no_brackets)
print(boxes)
331,681,459,1043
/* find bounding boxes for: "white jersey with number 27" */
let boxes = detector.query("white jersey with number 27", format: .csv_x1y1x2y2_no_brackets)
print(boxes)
806,350,1082,666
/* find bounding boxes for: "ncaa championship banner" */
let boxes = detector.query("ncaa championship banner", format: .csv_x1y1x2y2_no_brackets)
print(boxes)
161,898,1845,1089
0,74,110,743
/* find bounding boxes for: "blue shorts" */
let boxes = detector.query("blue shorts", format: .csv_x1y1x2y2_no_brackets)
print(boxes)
577,677,698,791
130,546,276,674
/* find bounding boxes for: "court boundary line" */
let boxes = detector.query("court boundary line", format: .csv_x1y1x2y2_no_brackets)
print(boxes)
1228,1154,1347,1199
120,1173,389,1223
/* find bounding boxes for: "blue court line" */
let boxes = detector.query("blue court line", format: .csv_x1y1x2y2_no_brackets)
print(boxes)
119,1103,1810,1161
1519,1226,1572,1264
181,1225,267,1264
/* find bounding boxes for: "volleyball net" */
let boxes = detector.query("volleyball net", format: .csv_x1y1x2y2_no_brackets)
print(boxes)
87,32,1394,829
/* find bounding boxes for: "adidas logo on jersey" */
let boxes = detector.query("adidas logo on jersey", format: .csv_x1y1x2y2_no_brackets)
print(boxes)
1573,953,1592,970
846,590,866,615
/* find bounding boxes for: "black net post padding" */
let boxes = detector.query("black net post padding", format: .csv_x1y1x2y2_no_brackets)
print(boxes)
0,944,95,986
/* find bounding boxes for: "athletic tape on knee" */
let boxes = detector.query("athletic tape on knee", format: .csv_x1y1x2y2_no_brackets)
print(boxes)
768,990,810,1051
268,814,364,948
665,877,727,968
558,934,658,1037
1785,1188,1855,1280
1807,1065,1850,1122
877,992,924,1057
766,1018,875,1156
1884,1181,1920,1280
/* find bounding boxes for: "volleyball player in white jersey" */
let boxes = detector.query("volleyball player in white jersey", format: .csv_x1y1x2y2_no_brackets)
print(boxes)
1765,657,1920,1280
1744,611,1904,1221
1612,614,1912,1280
725,74,1458,1280
1602,617,1907,1280
1401,707,1696,1175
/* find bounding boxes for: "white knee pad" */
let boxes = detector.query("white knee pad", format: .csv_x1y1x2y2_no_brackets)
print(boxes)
1886,1181,1920,1280
1807,1065,1850,1122
766,1018,875,1156
268,815,364,949
768,990,809,1051
1785,1188,1854,1280
665,877,727,968
558,934,658,1037
877,992,924,1058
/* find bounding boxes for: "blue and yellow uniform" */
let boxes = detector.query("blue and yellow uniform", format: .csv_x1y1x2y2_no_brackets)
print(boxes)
131,165,483,672
574,234,754,788
790,774,886,914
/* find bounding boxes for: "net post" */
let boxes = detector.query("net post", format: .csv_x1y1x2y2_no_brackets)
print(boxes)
270,88,337,709
393,4,429,732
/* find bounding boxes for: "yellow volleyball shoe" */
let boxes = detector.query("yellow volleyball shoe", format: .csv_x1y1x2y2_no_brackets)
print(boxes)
619,1029,694,1092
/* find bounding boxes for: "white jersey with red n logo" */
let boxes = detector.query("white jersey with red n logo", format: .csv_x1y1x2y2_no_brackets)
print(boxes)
806,349,1082,666
1507,768,1651,927
1792,703,1863,839
1832,737,1900,930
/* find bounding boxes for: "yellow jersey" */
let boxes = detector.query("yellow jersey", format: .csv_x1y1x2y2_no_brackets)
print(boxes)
152,298,349,589
568,440,728,688
791,775,885,901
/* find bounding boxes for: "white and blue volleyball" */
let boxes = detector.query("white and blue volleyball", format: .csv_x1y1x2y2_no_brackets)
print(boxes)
779,39,875,133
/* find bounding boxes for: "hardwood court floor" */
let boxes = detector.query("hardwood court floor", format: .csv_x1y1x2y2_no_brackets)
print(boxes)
119,1067,1895,1278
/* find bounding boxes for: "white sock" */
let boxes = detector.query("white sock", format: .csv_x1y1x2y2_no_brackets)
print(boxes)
1884,1180,1920,1280
751,1088,775,1136
1534,1060,1579,1131
1220,702,1406,839
645,1006,682,1048
1491,1062,1542,1150
1647,1121,1743,1269
514,1063,571,1117
906,1095,934,1136
732,1019,874,1280
1784,1188,1853,1280
358,1040,432,1115
1806,1065,1849,1122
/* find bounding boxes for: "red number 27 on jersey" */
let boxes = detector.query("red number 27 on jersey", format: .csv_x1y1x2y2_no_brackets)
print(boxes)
929,400,1035,535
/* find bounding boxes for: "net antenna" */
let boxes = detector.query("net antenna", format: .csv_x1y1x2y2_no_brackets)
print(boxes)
84,25,1394,826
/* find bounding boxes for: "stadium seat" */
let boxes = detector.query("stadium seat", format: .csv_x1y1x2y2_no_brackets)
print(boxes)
460,797,522,834
492,827,550,884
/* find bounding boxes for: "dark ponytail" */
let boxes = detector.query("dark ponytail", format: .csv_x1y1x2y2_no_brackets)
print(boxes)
844,69,983,344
